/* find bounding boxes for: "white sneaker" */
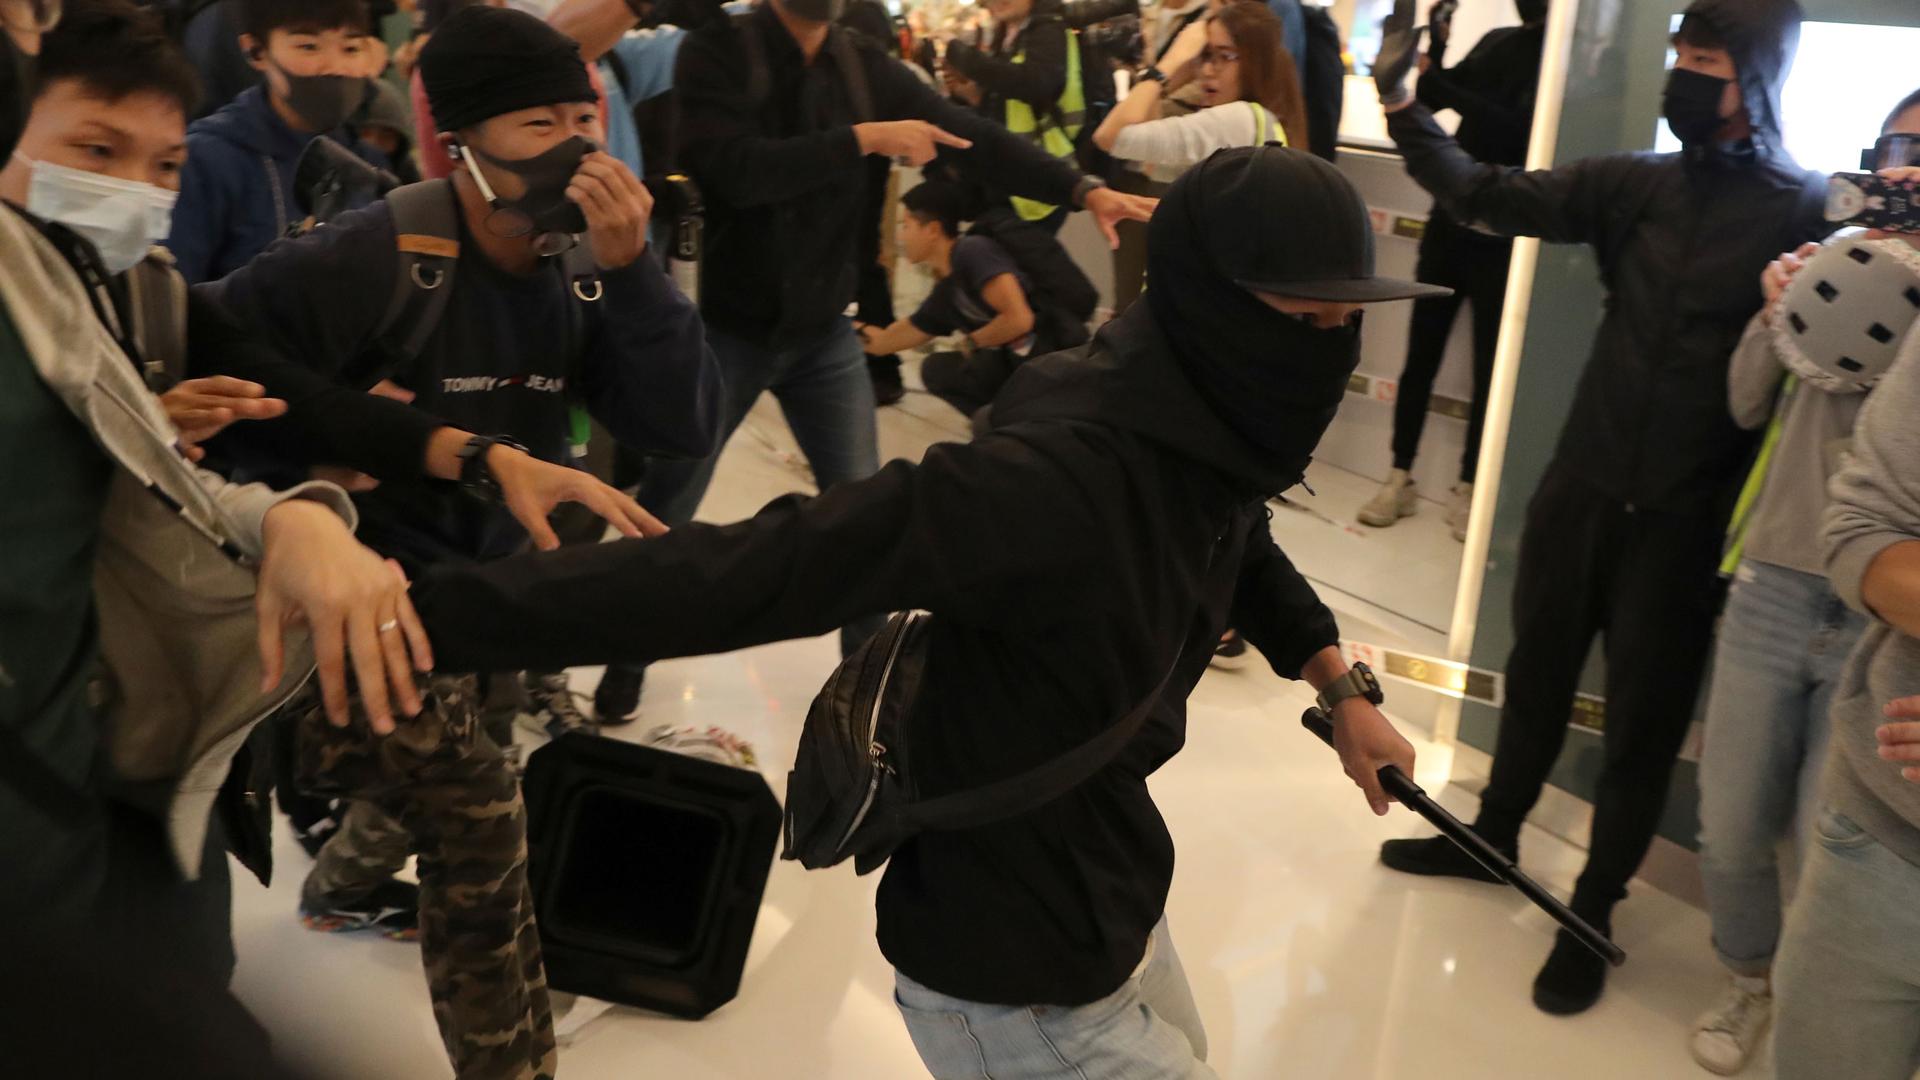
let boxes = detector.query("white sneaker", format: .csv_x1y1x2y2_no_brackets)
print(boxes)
1690,975,1772,1075
1447,483,1473,542
1357,469,1419,528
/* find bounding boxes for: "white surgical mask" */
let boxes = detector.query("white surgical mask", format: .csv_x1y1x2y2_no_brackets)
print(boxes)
17,153,178,275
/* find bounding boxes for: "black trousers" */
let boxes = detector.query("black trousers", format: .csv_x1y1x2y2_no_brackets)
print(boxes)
1475,468,1725,909
1391,217,1512,483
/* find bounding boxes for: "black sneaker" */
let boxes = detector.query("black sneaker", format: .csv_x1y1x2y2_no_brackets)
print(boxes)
594,665,645,727
1533,929,1610,1015
870,356,905,406
1209,631,1250,670
287,796,345,859
1379,834,1513,884
519,671,597,740
299,878,420,942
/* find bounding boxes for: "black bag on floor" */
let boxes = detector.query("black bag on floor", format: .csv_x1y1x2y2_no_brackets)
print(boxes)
522,733,781,1019
782,610,1182,876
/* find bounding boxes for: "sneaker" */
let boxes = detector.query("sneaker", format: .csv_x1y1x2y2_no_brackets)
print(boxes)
1690,976,1772,1075
1532,928,1610,1016
870,357,905,406
299,878,420,942
593,665,645,727
1357,469,1419,528
1378,833,1512,884
1210,631,1250,670
287,796,345,859
520,671,597,740
1447,482,1473,542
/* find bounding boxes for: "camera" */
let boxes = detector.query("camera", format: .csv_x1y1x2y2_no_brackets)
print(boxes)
293,136,401,225
1079,14,1144,68
1061,0,1139,30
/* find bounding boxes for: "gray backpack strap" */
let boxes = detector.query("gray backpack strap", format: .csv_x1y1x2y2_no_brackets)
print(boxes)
371,179,461,385
125,247,190,391
828,27,874,124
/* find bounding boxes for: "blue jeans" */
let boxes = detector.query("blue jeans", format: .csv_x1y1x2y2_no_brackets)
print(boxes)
893,918,1217,1080
1696,561,1867,977
638,319,884,655
1773,807,1920,1079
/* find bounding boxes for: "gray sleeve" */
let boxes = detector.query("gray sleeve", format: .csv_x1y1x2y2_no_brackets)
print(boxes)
1110,104,1256,168
1727,311,1786,431
1825,327,1920,616
194,471,358,560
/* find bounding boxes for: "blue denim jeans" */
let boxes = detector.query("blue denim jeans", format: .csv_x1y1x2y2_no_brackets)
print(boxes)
1773,807,1920,1079
638,319,884,655
893,917,1217,1080
1696,561,1867,976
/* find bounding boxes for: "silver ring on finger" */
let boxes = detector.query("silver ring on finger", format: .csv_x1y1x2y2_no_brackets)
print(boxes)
378,619,400,634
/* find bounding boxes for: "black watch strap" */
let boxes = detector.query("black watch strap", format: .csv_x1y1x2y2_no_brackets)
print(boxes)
456,434,528,505
1139,65,1168,83
1317,661,1385,714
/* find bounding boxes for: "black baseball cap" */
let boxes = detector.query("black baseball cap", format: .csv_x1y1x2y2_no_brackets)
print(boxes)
1202,145,1454,303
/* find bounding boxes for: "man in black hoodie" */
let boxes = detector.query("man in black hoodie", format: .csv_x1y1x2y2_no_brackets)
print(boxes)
642,0,1152,665
1357,0,1545,539
1371,0,1829,1015
410,146,1441,1078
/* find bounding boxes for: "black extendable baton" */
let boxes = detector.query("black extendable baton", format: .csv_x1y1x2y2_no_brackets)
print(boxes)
1301,707,1627,967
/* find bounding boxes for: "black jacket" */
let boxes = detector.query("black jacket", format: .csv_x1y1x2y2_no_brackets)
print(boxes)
1387,0,1827,513
944,0,1070,117
411,303,1341,1005
1416,22,1543,169
202,199,725,571
675,2,1082,349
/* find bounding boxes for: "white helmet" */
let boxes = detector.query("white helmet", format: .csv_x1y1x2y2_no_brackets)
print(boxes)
1774,235,1920,394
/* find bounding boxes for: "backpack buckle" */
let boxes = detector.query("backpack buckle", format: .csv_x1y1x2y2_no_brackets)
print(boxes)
410,262,447,290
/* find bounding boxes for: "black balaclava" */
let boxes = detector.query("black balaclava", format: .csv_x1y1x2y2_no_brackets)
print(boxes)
1515,0,1547,25
1145,153,1364,485
0,32,33,161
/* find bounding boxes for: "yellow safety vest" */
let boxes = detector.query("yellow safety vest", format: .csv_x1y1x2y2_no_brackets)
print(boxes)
1005,27,1085,222
1248,100,1281,147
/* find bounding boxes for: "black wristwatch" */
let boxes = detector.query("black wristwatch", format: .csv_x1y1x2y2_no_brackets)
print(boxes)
1138,64,1169,84
456,434,529,505
1317,661,1385,715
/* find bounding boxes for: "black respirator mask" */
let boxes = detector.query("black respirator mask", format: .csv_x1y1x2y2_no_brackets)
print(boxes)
459,134,593,251
1662,67,1733,147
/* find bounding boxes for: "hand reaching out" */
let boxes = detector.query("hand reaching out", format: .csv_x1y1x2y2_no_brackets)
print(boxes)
161,376,287,460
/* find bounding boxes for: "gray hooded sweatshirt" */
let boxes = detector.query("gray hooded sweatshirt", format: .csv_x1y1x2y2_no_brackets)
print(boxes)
1824,325,1920,867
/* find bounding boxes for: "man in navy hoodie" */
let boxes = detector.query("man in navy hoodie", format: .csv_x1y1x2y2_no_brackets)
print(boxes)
167,0,389,283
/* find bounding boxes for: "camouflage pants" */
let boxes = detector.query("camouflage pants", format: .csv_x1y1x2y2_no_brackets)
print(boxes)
294,674,555,1080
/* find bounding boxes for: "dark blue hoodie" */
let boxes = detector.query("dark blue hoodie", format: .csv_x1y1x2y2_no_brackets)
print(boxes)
168,85,390,284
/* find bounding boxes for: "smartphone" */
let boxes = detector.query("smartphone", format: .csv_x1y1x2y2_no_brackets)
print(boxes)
1827,172,1920,234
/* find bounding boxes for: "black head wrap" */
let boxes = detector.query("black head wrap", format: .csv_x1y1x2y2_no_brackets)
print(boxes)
419,6,595,134
1146,146,1448,474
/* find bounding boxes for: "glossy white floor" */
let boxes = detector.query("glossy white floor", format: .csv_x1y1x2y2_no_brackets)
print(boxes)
230,377,1746,1080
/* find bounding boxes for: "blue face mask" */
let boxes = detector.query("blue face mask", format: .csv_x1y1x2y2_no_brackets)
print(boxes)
18,154,178,275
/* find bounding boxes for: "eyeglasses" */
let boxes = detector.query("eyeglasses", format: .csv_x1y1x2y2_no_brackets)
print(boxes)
0,0,60,34
1864,134,1920,171
1199,46,1240,68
